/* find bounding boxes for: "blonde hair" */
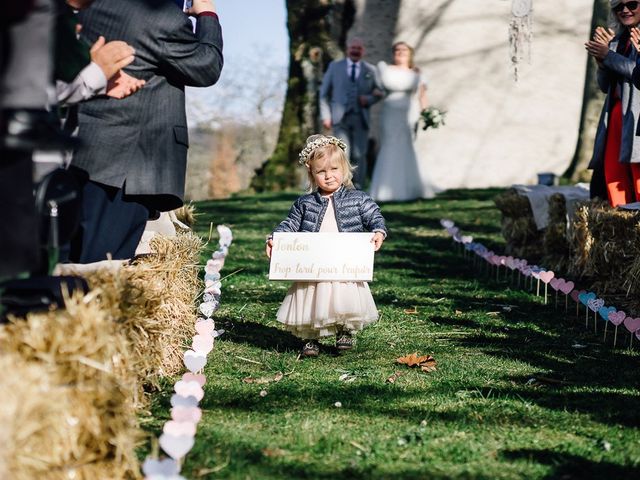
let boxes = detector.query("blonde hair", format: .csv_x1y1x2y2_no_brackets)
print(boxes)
392,41,415,69
301,134,354,191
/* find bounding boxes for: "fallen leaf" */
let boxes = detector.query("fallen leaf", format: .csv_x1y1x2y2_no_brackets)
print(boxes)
403,307,418,314
396,353,437,373
455,310,463,315
273,372,284,382
396,352,432,367
420,356,437,373
386,371,404,383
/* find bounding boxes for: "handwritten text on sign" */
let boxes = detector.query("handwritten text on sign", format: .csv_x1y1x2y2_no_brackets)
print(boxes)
269,232,375,281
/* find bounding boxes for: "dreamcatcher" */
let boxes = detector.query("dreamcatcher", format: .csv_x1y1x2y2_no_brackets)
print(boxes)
509,0,533,81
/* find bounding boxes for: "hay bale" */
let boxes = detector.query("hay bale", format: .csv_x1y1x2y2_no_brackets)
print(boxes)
494,189,532,217
0,295,142,480
567,201,597,278
173,202,197,227
542,193,571,272
500,216,538,246
85,232,203,384
495,189,544,260
588,204,640,293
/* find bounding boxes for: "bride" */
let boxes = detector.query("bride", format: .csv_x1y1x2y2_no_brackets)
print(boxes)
369,41,435,202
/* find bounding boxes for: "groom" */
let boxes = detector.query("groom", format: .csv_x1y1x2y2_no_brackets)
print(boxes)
320,38,382,188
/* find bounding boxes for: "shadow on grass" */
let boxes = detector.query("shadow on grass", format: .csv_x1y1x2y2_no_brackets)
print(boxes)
215,318,301,352
501,449,640,480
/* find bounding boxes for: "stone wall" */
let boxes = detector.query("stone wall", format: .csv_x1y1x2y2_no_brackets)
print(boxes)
349,0,591,190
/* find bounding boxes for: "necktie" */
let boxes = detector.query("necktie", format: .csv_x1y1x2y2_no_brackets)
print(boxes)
350,63,356,82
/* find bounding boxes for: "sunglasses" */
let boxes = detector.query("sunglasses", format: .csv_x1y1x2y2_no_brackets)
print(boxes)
613,1,640,13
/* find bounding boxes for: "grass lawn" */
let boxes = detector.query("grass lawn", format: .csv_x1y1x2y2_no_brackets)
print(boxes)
144,189,640,479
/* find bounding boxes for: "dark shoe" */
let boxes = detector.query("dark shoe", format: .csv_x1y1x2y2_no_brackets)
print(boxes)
1,109,78,152
302,340,320,357
336,332,354,351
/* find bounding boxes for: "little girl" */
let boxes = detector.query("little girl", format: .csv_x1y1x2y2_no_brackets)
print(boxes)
266,134,387,357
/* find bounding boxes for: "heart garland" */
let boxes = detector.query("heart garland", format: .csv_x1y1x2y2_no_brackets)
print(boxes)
143,226,233,479
441,219,640,349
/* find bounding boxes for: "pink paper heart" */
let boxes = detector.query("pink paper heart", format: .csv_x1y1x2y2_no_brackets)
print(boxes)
163,420,197,437
182,372,206,387
440,219,454,228
207,258,225,271
538,271,555,284
171,406,202,423
204,281,222,295
570,290,584,303
623,316,640,333
559,280,575,295
195,319,215,336
549,278,561,290
174,380,205,401
183,350,207,373
159,433,195,460
587,298,605,312
142,458,180,477
608,310,626,326
461,235,473,244
192,334,214,354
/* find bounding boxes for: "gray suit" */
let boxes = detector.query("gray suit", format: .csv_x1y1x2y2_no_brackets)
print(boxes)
67,0,222,263
73,0,223,211
320,59,381,187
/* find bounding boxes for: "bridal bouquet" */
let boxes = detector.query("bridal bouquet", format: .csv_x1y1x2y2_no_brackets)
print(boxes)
420,106,446,130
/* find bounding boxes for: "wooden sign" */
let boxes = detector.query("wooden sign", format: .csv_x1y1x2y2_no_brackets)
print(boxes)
269,232,375,281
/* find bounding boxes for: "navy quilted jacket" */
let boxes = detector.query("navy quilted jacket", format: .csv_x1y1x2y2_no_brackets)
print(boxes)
273,187,387,236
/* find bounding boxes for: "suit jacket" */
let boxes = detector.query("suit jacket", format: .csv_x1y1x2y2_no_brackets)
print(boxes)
319,59,381,128
590,35,640,169
72,0,223,211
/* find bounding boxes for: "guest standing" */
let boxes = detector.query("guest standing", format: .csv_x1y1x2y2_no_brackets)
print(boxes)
69,0,223,263
587,0,640,206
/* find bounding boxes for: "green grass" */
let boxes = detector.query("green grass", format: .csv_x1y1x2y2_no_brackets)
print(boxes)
144,189,640,479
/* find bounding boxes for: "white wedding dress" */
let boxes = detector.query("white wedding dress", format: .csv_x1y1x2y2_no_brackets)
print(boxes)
369,61,435,202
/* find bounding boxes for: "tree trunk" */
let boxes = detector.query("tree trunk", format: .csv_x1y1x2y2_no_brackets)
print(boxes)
563,0,610,181
251,0,355,191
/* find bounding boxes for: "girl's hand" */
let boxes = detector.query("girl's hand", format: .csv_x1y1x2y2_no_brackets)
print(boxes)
265,238,273,258
371,232,385,251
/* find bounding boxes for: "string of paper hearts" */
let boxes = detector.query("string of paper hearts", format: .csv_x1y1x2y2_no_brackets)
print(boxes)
440,218,640,349
142,225,233,480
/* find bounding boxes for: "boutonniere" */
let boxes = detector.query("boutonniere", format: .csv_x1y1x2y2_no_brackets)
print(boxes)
364,72,372,80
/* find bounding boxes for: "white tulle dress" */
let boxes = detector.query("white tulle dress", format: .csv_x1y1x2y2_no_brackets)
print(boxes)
276,196,379,339
369,61,435,202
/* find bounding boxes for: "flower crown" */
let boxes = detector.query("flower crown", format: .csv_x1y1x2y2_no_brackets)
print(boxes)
298,136,347,165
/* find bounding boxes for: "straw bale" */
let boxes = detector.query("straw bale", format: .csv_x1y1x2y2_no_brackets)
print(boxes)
500,216,539,246
173,202,197,227
567,201,597,278
542,193,571,272
588,204,640,292
494,189,532,217
85,232,203,384
0,295,142,480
